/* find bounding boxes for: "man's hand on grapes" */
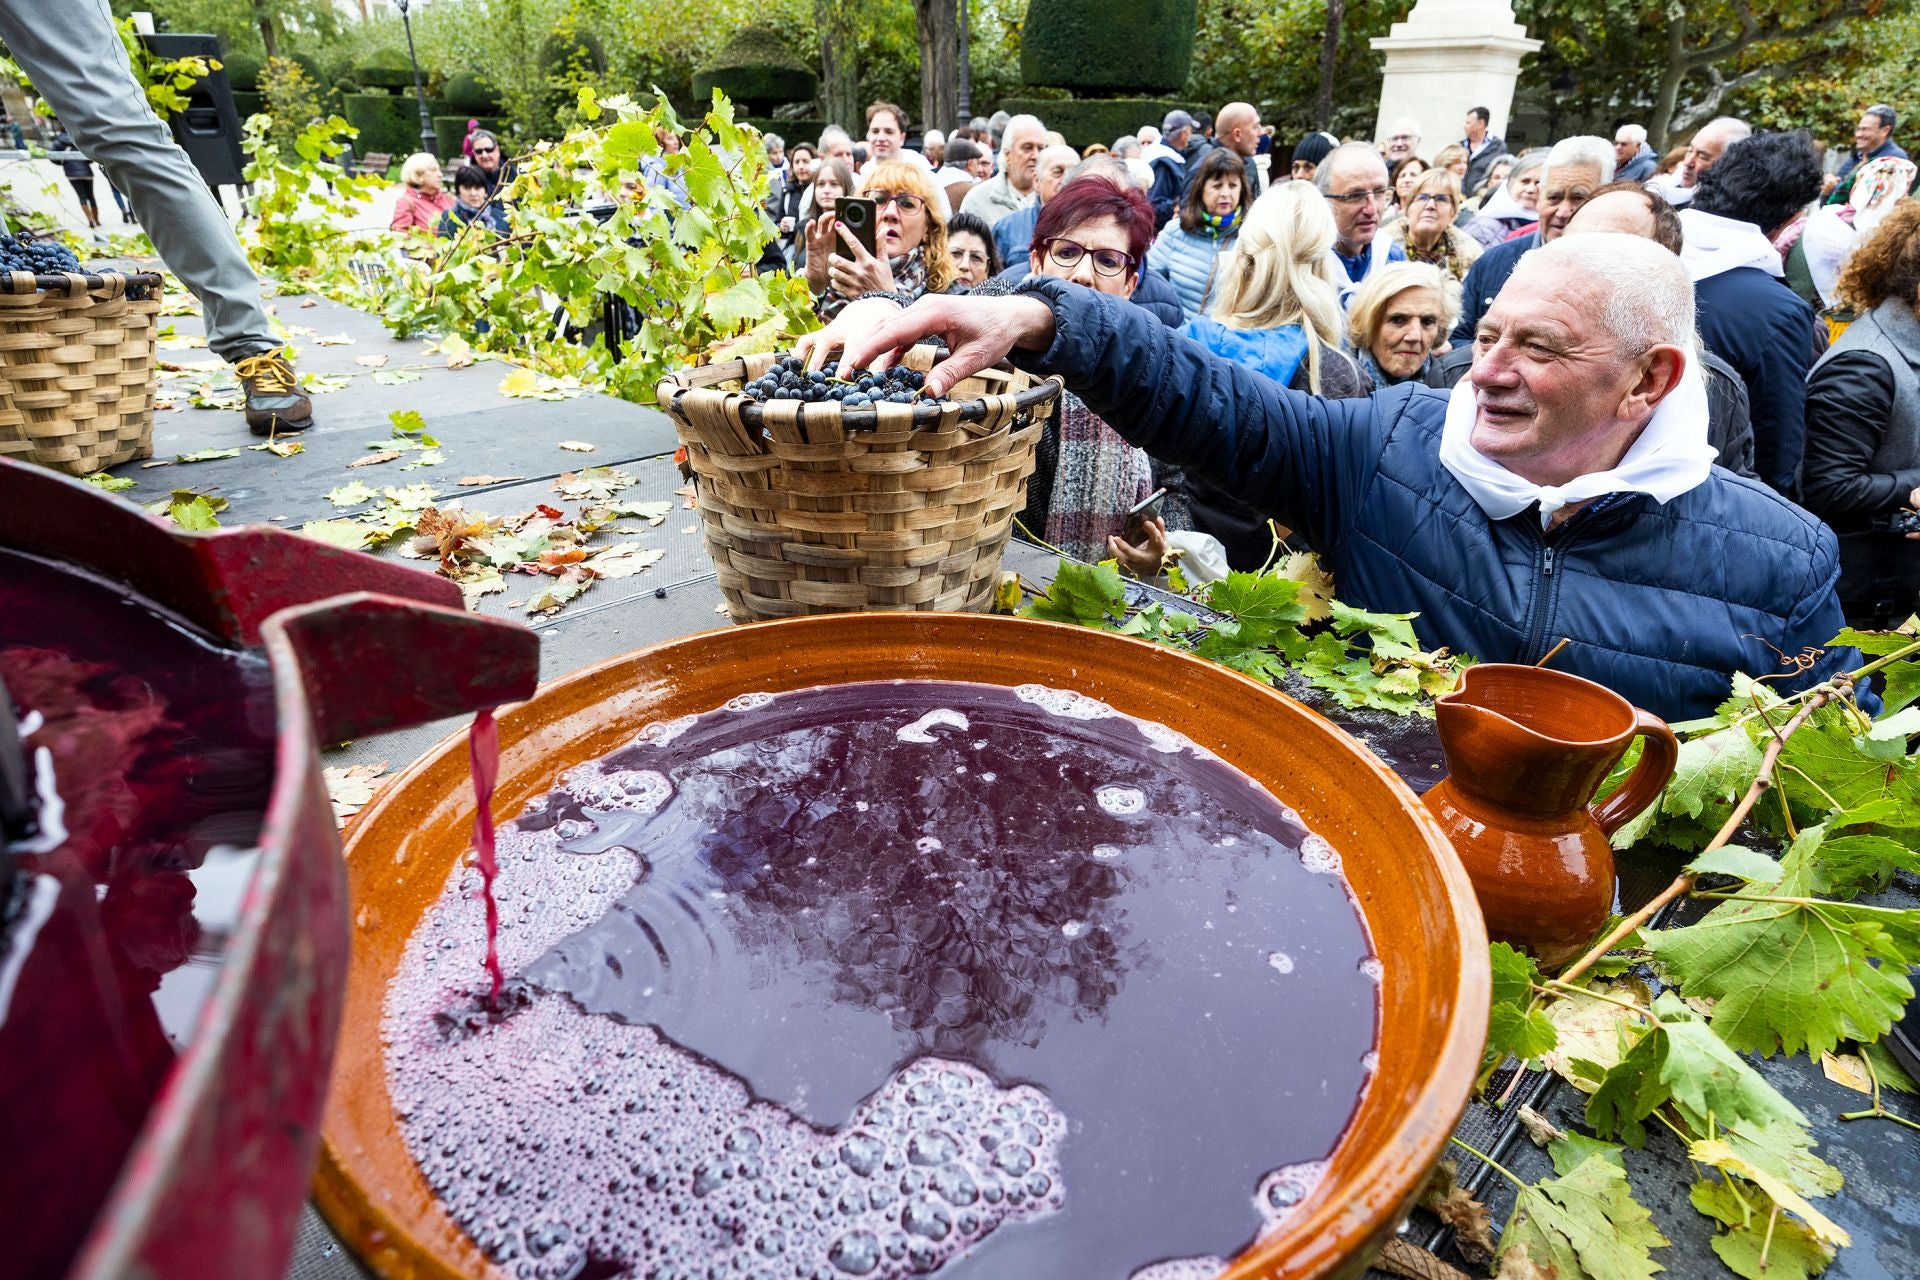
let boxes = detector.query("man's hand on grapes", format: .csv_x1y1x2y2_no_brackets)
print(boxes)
793,293,1059,399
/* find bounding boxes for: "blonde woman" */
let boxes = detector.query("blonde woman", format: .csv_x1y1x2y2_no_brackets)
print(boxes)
1385,168,1482,283
1170,180,1370,568
806,159,959,320
1348,261,1457,387
390,152,454,233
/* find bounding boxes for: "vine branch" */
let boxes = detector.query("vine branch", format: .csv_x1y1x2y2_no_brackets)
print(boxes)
1557,686,1837,984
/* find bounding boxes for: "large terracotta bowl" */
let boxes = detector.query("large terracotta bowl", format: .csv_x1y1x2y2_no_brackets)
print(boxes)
316,613,1490,1280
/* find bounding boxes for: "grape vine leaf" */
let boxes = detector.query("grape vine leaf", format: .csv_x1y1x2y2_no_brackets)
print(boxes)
301,518,373,549
165,493,222,530
1690,1176,1835,1280
1688,1139,1851,1250
1644,827,1920,1058
1683,845,1781,885
1500,1152,1669,1280
1203,572,1307,640
1019,561,1129,627
1585,993,1807,1146
325,480,378,508
1774,709,1920,841
1540,979,1648,1090
83,471,135,492
1484,943,1557,1076
1810,833,1920,897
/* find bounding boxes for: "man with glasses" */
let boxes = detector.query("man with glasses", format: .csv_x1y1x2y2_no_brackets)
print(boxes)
994,144,1079,267
1313,142,1407,292
961,114,1047,228
1382,118,1422,168
0,0,318,436
469,130,515,199
1452,136,1614,342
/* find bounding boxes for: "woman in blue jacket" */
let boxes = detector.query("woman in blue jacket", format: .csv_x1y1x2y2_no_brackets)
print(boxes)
1146,149,1250,319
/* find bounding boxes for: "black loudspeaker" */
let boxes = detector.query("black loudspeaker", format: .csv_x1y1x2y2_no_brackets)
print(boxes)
139,33,247,188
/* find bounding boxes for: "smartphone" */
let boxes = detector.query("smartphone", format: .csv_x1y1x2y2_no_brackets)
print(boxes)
835,196,880,259
1124,488,1168,543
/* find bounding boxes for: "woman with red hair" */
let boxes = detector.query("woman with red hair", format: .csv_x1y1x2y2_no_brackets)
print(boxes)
1017,176,1201,577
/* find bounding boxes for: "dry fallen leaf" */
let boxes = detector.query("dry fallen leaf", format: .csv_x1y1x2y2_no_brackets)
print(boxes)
315,333,356,346
1821,1051,1874,1095
324,761,389,825
354,354,390,368
1420,1160,1497,1264
459,475,525,486
348,450,404,468
558,440,596,452
1515,1104,1567,1149
1375,1238,1473,1280
299,298,318,308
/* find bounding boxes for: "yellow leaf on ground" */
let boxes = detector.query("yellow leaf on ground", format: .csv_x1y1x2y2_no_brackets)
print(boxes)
315,333,355,346
558,440,596,452
348,450,403,468
1819,1051,1873,1096
1688,1139,1852,1249
354,354,390,368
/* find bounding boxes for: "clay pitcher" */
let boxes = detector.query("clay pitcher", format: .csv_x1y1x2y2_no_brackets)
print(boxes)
1423,664,1678,970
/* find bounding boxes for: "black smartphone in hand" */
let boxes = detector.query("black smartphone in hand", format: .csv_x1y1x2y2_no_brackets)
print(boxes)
834,196,880,259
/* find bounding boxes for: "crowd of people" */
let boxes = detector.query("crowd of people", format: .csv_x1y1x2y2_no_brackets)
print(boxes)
774,97,1917,718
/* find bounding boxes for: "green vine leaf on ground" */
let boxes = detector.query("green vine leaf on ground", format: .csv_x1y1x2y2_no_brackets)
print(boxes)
1019,560,1130,628
1643,827,1920,1059
1687,1140,1852,1252
1690,1176,1836,1280
1499,1151,1669,1280
1584,993,1808,1147
1484,943,1556,1077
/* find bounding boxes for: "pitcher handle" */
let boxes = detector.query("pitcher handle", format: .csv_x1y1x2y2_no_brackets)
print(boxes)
1589,709,1679,836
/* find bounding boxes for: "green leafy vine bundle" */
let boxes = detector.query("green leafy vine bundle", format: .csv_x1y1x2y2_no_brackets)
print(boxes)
1018,561,1920,1280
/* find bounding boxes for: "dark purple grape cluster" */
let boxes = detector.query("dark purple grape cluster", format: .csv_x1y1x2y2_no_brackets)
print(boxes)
0,232,82,275
741,354,930,406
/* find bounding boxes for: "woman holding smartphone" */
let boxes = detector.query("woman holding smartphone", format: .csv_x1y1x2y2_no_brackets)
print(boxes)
793,158,854,274
806,160,958,320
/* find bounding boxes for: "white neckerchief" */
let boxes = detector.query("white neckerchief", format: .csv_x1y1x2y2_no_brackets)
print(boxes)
1678,208,1783,281
1439,354,1717,527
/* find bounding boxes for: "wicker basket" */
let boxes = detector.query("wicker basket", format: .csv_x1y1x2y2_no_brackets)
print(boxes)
659,345,1062,622
0,268,164,475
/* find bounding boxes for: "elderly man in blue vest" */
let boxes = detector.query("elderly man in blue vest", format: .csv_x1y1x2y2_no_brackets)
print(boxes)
795,234,1865,722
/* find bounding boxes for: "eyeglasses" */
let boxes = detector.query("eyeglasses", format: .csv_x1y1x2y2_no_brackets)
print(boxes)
1043,237,1134,277
473,146,499,156
865,189,926,214
1410,193,1454,206
1326,187,1391,207
951,248,991,265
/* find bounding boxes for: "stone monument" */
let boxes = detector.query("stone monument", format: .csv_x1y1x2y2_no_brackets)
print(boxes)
1371,0,1540,154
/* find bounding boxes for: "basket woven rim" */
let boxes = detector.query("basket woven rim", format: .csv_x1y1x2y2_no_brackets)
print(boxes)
658,347,1059,431
0,269,166,296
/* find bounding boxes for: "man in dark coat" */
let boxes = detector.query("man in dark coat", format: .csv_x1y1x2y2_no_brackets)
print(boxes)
1679,131,1824,494
1613,124,1659,182
1836,104,1908,183
804,234,1863,722
1462,107,1509,194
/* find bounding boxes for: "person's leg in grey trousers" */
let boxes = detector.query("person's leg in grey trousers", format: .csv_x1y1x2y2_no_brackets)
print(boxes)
0,0,314,431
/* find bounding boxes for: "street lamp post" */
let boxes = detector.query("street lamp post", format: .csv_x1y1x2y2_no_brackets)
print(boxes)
956,0,971,123
393,0,438,158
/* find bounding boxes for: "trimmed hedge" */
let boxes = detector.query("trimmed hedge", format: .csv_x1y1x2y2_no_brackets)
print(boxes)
693,28,817,113
1020,0,1199,94
442,71,502,116
343,92,437,158
997,97,1185,149
222,52,263,92
744,117,830,145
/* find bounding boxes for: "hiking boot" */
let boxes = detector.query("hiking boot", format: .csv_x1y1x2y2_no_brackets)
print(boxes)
235,350,315,436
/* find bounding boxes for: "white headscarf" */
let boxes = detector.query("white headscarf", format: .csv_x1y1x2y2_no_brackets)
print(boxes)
1439,353,1717,527
1678,208,1783,281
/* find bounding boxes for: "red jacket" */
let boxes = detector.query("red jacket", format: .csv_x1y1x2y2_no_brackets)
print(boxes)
391,185,454,233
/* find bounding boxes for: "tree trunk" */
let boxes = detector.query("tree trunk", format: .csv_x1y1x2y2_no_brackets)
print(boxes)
1315,0,1345,133
914,0,959,136
1647,0,1688,148
816,0,861,132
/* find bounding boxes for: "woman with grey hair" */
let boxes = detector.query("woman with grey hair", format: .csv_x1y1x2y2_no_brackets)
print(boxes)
1463,150,1545,246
